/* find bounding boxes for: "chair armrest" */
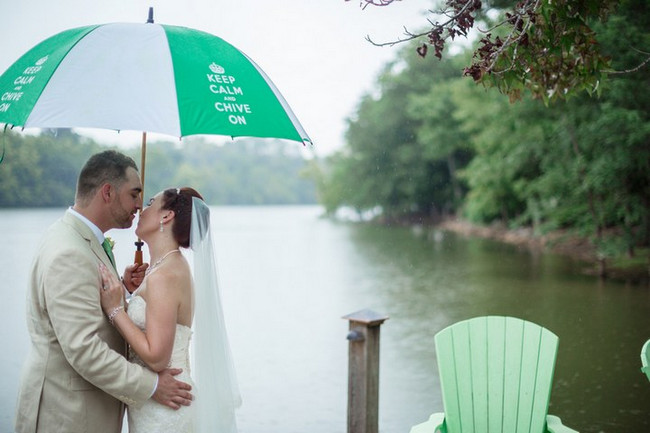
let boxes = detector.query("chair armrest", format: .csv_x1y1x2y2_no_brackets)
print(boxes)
409,413,446,433
546,414,578,433
641,339,650,381
642,366,650,382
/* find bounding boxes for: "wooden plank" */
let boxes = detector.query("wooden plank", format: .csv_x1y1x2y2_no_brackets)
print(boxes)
452,321,475,432
502,317,524,432
469,317,489,432
486,316,506,432
435,324,462,432
530,329,558,432
516,322,542,432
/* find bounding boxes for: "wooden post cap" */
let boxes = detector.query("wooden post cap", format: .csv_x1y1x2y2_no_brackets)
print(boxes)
342,309,389,327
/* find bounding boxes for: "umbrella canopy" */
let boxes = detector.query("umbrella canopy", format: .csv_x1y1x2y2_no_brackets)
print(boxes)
0,21,310,144
0,15,311,263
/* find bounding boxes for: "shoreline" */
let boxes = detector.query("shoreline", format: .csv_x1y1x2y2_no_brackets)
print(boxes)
438,218,597,261
331,210,649,285
432,218,649,285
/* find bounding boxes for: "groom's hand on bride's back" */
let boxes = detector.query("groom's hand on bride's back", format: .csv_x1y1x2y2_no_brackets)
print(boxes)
152,368,193,409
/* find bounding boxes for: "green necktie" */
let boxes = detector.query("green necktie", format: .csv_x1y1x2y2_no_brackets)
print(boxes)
102,239,116,269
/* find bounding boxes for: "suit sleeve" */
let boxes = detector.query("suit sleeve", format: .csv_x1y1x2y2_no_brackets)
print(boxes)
42,244,157,406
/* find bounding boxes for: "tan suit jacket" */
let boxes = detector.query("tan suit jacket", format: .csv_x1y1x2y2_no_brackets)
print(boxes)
15,210,157,433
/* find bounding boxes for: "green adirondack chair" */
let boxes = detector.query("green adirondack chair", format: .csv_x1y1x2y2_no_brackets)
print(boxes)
641,339,650,381
410,316,577,433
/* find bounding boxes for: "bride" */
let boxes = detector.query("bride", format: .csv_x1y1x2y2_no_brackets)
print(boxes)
99,187,241,433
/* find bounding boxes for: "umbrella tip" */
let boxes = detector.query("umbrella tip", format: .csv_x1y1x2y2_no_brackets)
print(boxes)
146,7,154,23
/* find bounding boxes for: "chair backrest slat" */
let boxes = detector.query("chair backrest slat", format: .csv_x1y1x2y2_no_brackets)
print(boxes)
486,317,506,432
435,325,465,432
434,316,559,433
530,331,559,430
468,319,489,432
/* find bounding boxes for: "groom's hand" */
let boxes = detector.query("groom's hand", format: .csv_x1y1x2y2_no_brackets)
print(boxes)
152,368,193,409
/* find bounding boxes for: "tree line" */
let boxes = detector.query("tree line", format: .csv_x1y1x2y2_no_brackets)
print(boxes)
0,129,316,207
312,0,649,261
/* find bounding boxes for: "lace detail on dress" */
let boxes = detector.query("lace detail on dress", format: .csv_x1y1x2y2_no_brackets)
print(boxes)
126,293,195,433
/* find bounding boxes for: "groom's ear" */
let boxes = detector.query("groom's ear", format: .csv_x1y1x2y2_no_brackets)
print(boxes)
100,183,112,203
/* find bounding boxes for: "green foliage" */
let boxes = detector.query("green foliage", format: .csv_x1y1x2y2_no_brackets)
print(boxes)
460,87,552,224
0,129,101,207
317,0,650,258
318,50,473,220
0,131,316,207
478,0,617,103
365,0,622,102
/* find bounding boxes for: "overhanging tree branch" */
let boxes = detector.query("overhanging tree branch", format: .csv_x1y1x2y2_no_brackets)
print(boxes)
353,0,642,103
606,48,650,75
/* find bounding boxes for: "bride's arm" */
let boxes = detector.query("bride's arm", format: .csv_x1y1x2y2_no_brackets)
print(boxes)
99,264,179,372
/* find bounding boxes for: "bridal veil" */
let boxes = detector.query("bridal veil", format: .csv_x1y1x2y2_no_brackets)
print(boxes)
189,197,241,433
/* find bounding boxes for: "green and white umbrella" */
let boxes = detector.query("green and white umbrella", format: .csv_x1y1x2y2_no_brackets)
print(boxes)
0,17,310,143
0,13,311,260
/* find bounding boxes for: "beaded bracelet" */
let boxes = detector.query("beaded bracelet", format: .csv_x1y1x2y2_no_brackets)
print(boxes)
107,306,124,325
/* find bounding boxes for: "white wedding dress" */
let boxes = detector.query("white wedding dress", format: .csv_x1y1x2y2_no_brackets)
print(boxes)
120,198,240,433
126,292,196,433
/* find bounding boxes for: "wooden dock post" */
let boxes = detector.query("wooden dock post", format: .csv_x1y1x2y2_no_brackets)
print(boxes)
343,309,389,433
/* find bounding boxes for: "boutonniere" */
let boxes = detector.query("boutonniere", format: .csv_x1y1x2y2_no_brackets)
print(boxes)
105,237,115,250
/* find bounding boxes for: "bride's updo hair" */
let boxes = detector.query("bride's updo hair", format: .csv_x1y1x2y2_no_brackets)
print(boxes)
161,187,204,248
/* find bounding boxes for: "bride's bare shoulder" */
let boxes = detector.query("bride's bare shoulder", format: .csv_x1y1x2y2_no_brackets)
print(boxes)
145,258,191,295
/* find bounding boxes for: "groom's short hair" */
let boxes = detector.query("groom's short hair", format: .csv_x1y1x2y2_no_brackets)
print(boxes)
76,150,138,205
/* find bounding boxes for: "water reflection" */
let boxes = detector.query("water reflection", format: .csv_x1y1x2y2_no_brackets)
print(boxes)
347,223,650,433
1,208,648,433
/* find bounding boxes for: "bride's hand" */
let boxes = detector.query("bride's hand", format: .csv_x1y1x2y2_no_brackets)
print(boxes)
123,262,149,293
99,264,124,314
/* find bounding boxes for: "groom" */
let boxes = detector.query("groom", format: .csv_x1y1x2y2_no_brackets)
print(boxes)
15,150,192,433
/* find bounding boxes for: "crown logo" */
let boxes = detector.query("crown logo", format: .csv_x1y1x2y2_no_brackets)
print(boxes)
209,63,225,74
36,56,49,66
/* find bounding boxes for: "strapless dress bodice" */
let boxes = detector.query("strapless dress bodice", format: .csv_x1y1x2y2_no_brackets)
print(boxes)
126,294,195,433
127,295,192,370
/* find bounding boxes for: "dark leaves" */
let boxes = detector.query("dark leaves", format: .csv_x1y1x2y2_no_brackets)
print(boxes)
358,0,619,102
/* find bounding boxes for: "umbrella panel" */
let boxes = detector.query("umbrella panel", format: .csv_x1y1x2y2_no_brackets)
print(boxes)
0,23,310,144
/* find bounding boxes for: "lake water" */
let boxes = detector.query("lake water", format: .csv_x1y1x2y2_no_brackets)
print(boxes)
1,206,649,433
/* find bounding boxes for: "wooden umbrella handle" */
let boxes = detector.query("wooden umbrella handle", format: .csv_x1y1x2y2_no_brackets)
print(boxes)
134,241,144,265
134,131,147,265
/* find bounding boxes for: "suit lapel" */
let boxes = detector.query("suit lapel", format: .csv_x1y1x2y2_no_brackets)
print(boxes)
62,211,120,279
